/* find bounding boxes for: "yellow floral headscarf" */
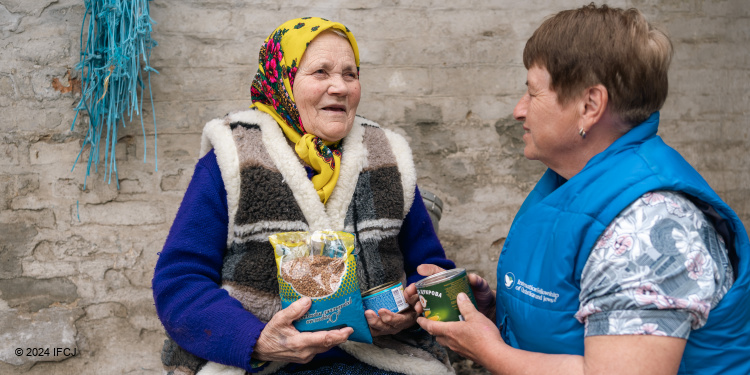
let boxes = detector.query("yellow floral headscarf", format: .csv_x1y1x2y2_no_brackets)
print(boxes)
250,17,360,204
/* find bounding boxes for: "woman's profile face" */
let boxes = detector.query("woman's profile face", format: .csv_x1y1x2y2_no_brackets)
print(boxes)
512,65,581,170
293,31,360,142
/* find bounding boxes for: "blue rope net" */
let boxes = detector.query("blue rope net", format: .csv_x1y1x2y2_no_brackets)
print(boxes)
71,0,158,189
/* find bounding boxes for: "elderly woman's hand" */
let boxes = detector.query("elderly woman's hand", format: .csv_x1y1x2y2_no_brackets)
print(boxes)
405,264,496,320
252,297,353,363
405,264,445,317
364,287,420,336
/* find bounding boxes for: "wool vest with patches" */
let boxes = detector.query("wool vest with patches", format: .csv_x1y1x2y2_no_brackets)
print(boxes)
180,109,454,375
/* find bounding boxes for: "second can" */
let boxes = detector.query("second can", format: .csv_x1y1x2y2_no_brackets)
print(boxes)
362,281,409,315
415,268,477,322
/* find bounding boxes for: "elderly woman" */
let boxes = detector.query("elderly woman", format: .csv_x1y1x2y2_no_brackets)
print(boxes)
153,17,455,375
414,4,750,375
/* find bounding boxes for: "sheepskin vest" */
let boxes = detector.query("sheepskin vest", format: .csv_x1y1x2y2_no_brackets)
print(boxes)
195,109,454,375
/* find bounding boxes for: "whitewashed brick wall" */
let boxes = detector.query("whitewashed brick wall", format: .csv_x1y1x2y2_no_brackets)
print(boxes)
1,0,748,373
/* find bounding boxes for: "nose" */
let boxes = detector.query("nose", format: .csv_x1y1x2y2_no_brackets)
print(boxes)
513,93,528,121
327,74,348,96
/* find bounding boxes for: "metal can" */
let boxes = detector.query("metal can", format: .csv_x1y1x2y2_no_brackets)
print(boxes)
415,268,477,322
362,280,409,316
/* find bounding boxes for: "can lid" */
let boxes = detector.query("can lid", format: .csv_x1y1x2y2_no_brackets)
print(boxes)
362,280,402,297
415,268,466,288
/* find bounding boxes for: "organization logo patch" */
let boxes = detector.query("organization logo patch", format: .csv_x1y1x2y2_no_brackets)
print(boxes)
504,272,515,289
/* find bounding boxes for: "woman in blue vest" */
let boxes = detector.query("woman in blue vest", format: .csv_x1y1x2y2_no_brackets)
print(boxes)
413,4,750,374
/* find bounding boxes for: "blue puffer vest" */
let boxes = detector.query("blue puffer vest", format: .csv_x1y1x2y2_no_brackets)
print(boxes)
496,112,750,374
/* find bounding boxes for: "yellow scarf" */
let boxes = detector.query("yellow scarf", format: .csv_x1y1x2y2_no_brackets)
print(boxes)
250,17,360,204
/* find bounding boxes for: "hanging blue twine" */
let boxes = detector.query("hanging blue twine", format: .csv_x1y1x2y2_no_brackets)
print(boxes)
71,0,158,189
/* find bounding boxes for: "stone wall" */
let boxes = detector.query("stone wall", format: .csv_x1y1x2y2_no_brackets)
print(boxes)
1,0,748,373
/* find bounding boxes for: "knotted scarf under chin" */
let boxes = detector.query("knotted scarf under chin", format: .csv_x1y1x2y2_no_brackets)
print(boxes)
249,17,359,204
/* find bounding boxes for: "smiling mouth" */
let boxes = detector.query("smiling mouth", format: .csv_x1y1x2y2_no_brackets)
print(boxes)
322,105,346,112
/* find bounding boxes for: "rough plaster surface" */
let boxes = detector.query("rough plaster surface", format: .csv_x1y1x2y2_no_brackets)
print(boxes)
0,0,748,373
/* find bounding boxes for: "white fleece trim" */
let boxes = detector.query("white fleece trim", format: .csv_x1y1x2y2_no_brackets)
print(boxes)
325,116,367,228
251,110,336,230
255,112,368,231
201,111,412,243
196,361,243,375
199,113,444,375
383,128,417,216
197,360,288,375
339,341,455,375
201,117,241,247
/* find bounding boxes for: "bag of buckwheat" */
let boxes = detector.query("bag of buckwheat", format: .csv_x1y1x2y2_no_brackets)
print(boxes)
268,230,372,344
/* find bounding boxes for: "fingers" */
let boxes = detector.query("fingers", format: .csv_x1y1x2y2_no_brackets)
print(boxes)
417,315,443,337
417,294,476,337
365,310,389,336
286,327,352,363
456,292,478,318
366,308,419,336
301,327,353,349
365,310,381,327
416,264,446,277
380,308,417,330
413,300,424,315
403,285,420,307
282,298,349,350
404,282,417,296
468,274,494,299
468,273,488,290
416,316,455,355
467,274,497,319
255,299,350,363
407,285,425,315
278,297,312,323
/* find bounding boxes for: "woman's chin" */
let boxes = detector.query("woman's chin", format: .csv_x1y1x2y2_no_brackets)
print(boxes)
315,121,353,142
523,148,538,161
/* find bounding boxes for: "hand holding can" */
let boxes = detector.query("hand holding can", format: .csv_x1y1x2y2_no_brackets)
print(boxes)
415,268,478,322
362,281,410,316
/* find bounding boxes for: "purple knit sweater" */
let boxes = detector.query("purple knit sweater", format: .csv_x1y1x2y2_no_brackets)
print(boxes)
152,150,454,372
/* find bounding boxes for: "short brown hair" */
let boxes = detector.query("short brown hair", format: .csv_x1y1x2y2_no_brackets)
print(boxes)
523,3,673,125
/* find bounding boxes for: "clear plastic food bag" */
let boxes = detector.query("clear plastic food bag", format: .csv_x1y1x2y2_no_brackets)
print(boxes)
269,230,372,343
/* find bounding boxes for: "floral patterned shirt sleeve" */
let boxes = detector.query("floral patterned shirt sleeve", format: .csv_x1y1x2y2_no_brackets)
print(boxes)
575,191,735,339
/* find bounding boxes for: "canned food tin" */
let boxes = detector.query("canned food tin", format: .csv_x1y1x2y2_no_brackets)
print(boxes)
415,268,477,322
362,281,409,316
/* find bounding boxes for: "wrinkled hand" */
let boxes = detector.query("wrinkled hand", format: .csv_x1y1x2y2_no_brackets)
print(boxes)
468,273,496,320
252,297,353,363
406,264,495,320
365,288,420,336
416,292,503,365
405,264,445,316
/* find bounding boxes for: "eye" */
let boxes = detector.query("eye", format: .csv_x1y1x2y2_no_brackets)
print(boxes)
309,68,328,78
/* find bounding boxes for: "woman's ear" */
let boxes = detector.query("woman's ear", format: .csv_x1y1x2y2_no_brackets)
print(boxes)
581,84,608,127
